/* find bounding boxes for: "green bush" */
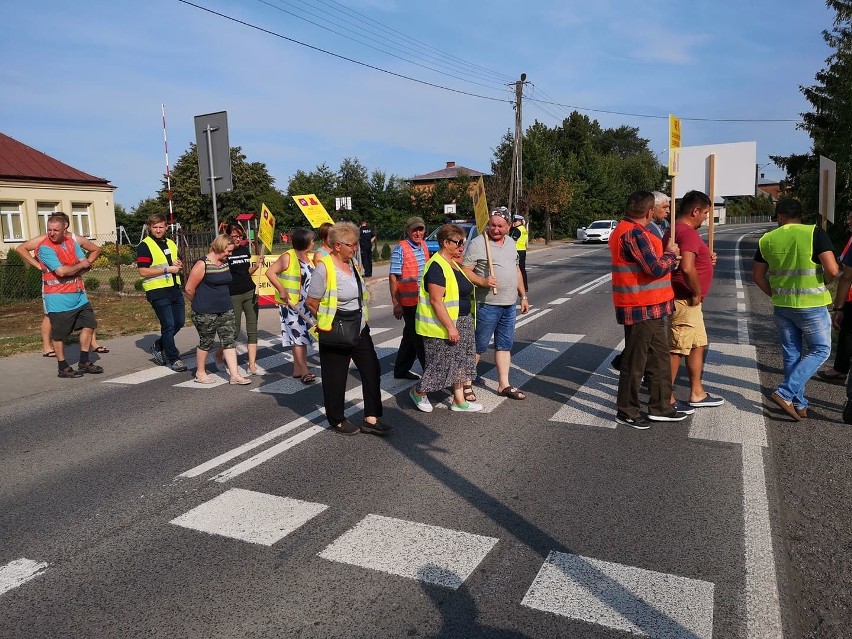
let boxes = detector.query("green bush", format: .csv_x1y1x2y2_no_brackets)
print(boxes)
85,276,100,291
2,251,42,300
134,278,145,291
109,275,124,292
99,242,136,266
380,243,391,260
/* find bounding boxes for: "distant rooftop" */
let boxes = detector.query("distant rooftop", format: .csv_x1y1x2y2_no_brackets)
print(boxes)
0,132,112,187
410,161,485,181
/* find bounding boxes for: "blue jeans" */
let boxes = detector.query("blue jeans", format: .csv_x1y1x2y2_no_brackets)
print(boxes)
475,303,517,353
147,288,186,364
773,306,831,409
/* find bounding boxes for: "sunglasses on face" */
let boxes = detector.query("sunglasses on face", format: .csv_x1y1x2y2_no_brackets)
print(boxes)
446,238,465,247
337,241,358,249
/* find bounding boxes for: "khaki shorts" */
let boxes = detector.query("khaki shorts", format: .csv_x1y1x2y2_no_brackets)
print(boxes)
669,299,707,354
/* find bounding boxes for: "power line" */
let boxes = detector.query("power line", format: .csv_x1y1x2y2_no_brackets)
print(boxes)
179,1,802,125
177,0,511,104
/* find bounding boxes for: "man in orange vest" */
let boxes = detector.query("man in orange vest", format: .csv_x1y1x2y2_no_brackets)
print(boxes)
389,216,430,379
609,191,684,428
37,215,104,378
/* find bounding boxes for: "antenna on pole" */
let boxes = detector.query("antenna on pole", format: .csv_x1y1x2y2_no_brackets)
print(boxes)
508,73,527,216
161,104,175,227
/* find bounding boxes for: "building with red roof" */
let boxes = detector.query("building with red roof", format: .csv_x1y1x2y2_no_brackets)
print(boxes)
0,132,116,253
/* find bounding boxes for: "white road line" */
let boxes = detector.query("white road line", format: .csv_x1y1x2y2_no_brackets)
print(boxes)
170,488,328,546
318,514,498,590
735,232,751,345
549,340,623,427
514,307,552,329
548,298,570,305
567,273,610,295
178,337,412,478
0,558,49,596
521,551,714,637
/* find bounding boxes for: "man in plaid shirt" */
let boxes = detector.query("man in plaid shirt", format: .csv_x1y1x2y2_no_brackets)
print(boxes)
609,191,685,428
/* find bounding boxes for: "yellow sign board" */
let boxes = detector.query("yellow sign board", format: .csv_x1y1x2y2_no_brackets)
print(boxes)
292,194,335,228
472,176,489,233
258,203,275,252
668,114,682,177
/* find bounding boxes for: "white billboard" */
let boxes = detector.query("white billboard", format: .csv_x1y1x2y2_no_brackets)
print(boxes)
819,155,837,224
674,142,757,198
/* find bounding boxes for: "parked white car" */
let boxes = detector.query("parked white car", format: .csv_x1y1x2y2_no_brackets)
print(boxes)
578,219,618,243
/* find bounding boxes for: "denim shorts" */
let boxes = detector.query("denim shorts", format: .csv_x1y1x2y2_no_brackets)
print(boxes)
474,303,516,353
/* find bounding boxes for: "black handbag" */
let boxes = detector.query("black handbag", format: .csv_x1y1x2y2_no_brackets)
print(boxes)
318,264,364,349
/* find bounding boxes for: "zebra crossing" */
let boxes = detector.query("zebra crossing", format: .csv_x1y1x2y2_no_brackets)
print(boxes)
162,486,714,637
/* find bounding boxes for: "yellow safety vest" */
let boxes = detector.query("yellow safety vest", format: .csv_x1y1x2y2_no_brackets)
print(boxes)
315,255,369,331
273,249,302,305
140,236,181,291
415,252,474,339
515,224,528,251
759,224,831,308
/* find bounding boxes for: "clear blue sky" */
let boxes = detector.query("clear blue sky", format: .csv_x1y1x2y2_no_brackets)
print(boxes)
1,0,833,211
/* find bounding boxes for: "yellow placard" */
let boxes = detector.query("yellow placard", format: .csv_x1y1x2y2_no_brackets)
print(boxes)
472,176,489,233
251,251,314,304
668,114,682,177
292,194,335,228
258,203,275,252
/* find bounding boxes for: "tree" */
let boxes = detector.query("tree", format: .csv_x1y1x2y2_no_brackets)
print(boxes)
773,1,852,240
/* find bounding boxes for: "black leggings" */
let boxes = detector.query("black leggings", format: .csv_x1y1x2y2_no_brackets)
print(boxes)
319,326,383,426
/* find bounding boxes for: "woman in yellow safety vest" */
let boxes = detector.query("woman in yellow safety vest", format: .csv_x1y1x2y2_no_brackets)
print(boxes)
266,228,317,383
305,222,390,436
410,224,496,413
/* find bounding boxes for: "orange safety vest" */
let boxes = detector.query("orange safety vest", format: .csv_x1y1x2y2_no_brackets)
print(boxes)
609,219,673,308
38,235,85,295
397,240,429,307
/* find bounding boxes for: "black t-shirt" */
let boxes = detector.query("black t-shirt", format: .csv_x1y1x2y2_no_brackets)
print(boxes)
753,225,834,263
227,244,255,295
359,227,374,250
423,261,474,317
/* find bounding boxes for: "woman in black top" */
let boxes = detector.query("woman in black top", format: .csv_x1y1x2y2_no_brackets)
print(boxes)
216,222,264,375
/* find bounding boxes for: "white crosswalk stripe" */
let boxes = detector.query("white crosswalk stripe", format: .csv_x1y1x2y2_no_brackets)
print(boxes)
549,340,623,428
0,558,49,596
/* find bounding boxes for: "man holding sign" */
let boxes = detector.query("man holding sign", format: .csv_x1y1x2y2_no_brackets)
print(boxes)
462,207,526,400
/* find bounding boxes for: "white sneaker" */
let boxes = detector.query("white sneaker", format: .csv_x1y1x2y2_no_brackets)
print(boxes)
451,401,483,412
409,388,433,413
248,365,267,376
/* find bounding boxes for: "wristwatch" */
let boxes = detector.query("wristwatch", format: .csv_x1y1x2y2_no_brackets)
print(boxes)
521,295,528,300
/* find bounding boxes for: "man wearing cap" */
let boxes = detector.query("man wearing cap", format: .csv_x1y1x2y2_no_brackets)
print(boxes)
462,207,529,399
359,219,376,277
753,198,838,421
389,216,430,379
509,213,529,292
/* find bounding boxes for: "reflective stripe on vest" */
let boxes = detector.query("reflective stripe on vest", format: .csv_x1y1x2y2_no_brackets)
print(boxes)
397,240,429,307
758,223,832,308
515,224,528,251
38,235,84,295
141,236,182,291
608,219,673,308
273,249,302,305
414,253,473,339
315,255,369,332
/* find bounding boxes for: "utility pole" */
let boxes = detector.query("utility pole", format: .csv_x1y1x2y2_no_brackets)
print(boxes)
508,73,527,215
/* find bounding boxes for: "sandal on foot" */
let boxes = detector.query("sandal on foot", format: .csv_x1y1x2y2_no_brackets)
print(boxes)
194,375,217,384
43,350,56,358
462,384,477,402
499,386,526,400
92,346,110,353
229,376,252,385
300,373,317,385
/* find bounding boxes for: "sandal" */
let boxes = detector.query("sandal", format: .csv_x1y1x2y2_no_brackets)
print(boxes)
462,384,477,402
194,375,217,384
92,346,109,353
300,373,317,385
43,350,56,357
229,376,252,385
499,386,526,400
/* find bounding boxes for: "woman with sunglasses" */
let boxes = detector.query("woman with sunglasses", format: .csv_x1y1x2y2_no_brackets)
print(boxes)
410,224,496,413
215,222,264,375
305,222,390,436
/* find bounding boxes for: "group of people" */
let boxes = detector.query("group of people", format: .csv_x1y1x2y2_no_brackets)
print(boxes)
609,190,724,429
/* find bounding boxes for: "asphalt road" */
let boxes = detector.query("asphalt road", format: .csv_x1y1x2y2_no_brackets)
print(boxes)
1,226,849,638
